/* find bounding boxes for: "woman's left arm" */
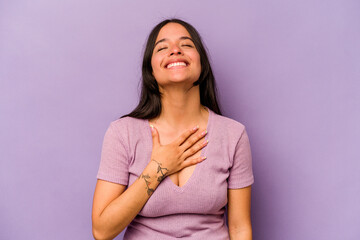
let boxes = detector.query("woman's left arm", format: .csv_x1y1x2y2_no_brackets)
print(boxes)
227,186,252,240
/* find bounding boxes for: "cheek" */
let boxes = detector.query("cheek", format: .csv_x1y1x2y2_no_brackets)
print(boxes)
151,56,160,74
192,53,202,72
189,51,201,66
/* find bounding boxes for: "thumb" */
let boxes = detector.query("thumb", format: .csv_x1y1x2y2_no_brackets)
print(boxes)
150,124,160,147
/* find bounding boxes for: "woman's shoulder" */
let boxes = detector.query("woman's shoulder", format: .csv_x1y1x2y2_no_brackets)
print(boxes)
107,116,147,137
211,111,246,135
110,116,145,127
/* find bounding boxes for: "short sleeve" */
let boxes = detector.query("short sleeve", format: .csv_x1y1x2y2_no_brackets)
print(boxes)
228,127,254,189
96,122,129,185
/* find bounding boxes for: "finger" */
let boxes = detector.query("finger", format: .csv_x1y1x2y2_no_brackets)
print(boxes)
179,129,207,152
150,124,160,147
174,125,200,146
182,139,208,160
180,156,207,168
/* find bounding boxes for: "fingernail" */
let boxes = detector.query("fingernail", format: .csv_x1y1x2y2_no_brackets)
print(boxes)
202,156,207,160
150,124,154,132
193,125,199,131
201,130,207,136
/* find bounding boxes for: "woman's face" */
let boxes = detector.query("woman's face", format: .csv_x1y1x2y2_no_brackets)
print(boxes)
151,23,201,87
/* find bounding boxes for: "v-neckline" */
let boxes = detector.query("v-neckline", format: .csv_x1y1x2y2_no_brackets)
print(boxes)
145,106,213,192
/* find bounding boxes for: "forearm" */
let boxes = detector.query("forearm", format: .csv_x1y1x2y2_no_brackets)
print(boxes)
93,160,163,240
229,226,252,240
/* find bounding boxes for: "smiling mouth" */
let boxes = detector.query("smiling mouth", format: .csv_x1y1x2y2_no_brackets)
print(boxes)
166,62,188,69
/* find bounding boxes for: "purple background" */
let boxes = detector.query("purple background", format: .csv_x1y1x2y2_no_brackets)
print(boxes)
1,1,359,239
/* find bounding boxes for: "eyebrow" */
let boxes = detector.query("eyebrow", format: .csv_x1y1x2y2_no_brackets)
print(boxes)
154,36,194,47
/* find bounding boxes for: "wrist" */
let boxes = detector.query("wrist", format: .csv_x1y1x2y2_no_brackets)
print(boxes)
140,159,166,190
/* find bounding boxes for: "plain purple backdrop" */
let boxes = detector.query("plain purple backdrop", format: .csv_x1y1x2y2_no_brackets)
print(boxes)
1,0,359,239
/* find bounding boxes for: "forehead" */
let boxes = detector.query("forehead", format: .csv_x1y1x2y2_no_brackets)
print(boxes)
155,23,191,41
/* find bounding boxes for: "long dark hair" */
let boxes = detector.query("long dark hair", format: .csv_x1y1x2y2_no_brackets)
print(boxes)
120,18,222,119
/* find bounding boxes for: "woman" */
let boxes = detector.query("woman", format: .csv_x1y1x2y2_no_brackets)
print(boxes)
92,19,254,240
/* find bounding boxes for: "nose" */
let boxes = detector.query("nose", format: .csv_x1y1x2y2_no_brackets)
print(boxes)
169,44,182,56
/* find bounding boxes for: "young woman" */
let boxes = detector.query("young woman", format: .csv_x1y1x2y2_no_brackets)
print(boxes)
92,19,254,240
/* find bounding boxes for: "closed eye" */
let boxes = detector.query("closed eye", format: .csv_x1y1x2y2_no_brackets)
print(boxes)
182,44,193,47
157,47,167,52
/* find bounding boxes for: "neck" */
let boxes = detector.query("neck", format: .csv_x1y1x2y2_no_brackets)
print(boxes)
153,85,208,130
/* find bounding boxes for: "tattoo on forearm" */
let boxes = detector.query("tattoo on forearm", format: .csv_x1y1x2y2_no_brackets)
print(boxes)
152,159,168,182
138,159,168,197
141,174,155,196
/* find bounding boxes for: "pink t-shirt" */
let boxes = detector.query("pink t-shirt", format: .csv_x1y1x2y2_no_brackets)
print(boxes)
97,107,254,239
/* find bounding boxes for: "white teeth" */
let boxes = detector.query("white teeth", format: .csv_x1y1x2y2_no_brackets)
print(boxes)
166,62,187,69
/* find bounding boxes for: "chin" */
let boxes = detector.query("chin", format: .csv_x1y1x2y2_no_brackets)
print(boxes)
170,73,200,82
170,76,198,84
157,78,194,87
